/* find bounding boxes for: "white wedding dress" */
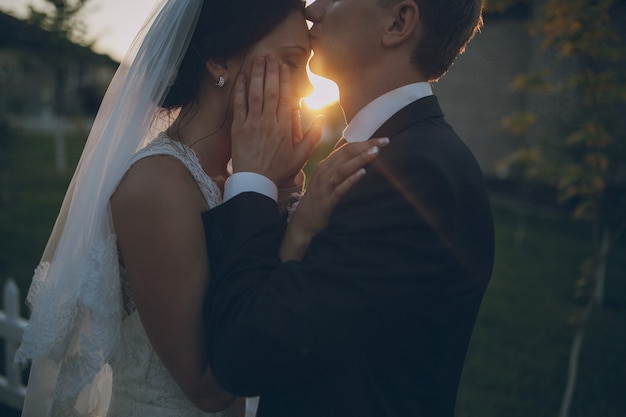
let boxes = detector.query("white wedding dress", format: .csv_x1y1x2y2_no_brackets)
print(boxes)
105,133,230,417
20,134,257,416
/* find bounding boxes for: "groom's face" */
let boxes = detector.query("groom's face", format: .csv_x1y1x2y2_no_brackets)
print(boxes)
306,0,387,82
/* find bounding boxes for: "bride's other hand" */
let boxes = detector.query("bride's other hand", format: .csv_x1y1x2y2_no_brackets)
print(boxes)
231,56,323,186
280,137,390,262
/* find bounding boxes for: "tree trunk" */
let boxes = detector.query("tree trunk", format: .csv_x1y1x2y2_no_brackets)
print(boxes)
558,298,592,417
558,224,612,417
592,226,610,307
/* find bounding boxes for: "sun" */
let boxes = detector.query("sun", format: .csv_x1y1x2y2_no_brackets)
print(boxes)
303,66,339,110
302,0,340,110
303,59,340,110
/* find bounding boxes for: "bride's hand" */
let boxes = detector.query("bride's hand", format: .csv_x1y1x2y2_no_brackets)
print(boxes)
279,137,390,262
231,55,323,186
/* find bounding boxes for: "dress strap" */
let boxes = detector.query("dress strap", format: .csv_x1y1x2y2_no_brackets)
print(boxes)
130,133,223,208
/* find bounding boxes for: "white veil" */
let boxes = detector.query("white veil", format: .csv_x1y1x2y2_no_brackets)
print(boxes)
15,0,203,415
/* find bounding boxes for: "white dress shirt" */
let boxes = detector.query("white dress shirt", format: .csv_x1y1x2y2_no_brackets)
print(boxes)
223,82,433,201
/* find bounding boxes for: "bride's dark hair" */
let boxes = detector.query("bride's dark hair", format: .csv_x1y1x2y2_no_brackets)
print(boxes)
162,0,305,109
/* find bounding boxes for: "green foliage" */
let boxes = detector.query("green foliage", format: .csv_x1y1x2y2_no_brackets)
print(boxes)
483,0,531,13
510,72,554,93
500,0,626,223
494,2,626,413
534,0,624,61
24,0,96,115
26,0,93,46
501,111,537,137
531,2,626,224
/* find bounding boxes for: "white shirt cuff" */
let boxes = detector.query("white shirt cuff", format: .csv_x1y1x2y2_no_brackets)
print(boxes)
223,172,279,202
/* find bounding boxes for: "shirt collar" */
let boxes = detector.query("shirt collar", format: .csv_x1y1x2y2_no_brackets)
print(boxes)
343,82,433,143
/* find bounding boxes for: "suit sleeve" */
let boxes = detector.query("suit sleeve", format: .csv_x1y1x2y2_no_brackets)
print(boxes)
202,153,464,396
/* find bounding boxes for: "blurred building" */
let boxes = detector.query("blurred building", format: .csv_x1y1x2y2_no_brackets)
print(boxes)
435,3,625,182
0,11,118,127
433,5,532,178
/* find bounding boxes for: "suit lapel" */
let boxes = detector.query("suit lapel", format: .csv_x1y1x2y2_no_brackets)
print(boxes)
372,95,444,139
331,95,444,149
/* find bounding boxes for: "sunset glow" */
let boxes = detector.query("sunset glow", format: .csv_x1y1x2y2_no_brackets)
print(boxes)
303,60,340,110
0,0,341,109
302,0,339,111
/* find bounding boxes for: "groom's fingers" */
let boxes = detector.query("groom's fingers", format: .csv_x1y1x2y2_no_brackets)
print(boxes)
248,57,265,117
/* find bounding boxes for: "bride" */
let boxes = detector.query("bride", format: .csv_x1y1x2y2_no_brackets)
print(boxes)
14,0,384,416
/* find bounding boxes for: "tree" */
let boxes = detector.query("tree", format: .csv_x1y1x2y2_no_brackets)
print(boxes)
27,0,93,46
25,0,95,173
26,0,94,115
491,0,626,415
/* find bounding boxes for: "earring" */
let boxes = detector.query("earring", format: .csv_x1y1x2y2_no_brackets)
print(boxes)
215,76,225,87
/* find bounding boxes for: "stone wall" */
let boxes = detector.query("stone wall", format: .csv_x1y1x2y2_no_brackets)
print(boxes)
433,10,531,177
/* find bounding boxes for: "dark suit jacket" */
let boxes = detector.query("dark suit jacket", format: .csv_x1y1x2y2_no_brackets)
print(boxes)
202,95,494,417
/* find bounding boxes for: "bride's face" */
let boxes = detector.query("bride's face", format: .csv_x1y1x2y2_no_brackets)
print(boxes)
240,11,313,108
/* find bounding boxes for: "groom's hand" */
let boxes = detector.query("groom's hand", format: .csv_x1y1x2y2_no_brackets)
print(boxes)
231,55,323,186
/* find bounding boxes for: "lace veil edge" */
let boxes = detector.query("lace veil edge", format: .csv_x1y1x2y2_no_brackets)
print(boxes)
16,0,204,415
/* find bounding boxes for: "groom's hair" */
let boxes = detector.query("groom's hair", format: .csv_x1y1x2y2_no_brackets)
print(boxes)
380,0,483,81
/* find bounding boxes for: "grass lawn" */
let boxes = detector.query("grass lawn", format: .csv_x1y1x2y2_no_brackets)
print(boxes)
0,130,625,416
1,130,84,306
456,204,626,417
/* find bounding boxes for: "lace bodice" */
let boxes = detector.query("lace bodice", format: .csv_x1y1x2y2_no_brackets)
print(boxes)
128,133,224,209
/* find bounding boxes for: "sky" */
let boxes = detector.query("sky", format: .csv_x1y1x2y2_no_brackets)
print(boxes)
0,0,161,61
0,0,339,108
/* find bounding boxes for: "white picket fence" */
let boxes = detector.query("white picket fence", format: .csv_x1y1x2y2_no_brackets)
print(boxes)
0,279,27,411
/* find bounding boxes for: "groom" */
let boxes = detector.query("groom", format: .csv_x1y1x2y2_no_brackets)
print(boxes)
202,0,493,416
